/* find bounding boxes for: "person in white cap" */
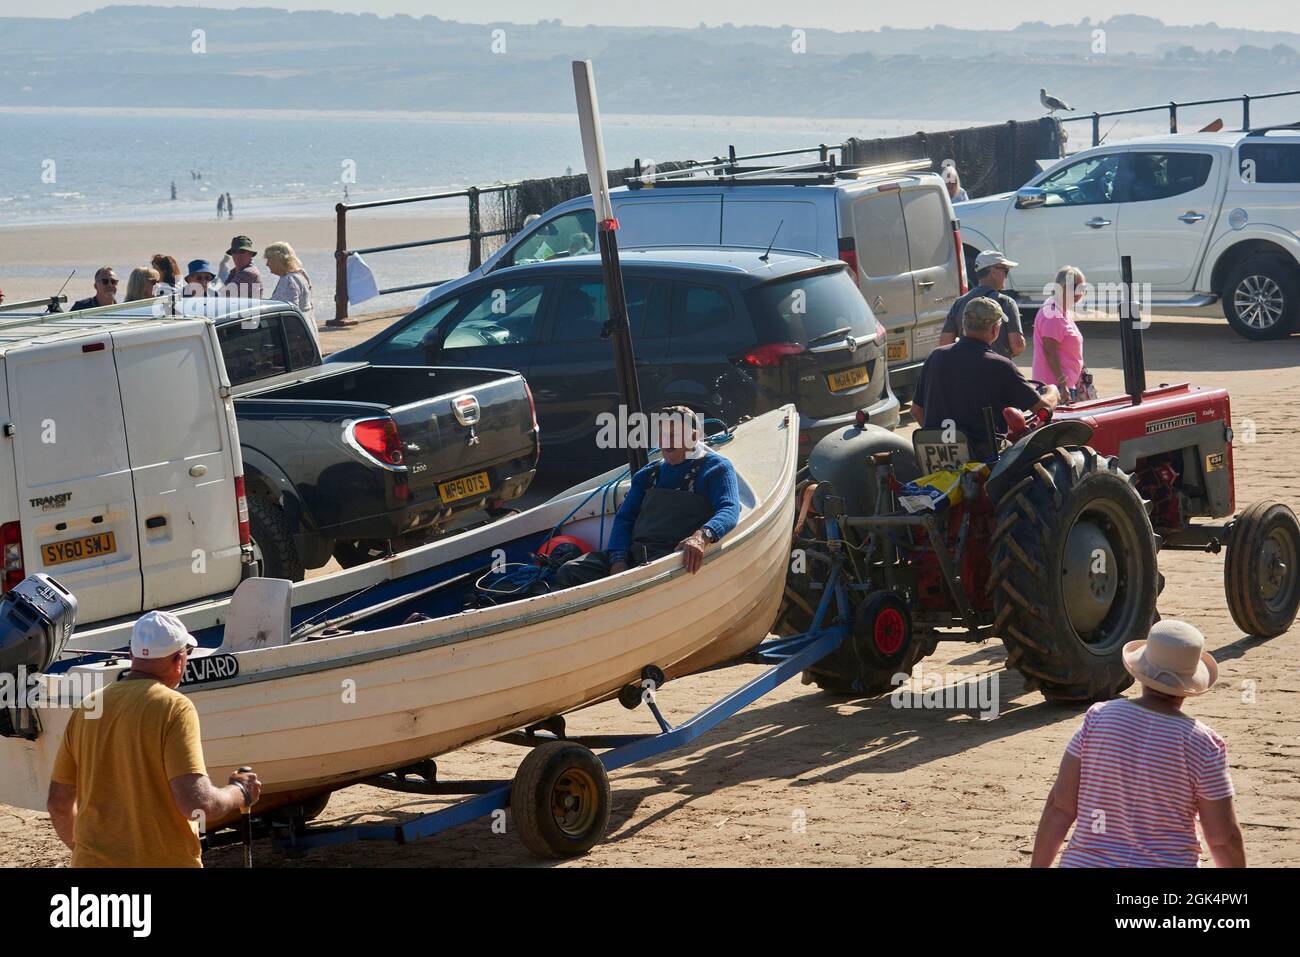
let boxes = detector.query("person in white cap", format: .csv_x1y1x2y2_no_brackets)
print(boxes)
1031,620,1244,868
46,610,261,867
940,249,1025,358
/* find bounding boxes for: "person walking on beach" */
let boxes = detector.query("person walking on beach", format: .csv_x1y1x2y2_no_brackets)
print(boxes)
46,610,262,867
1031,620,1245,868
225,192,234,219
70,267,119,311
221,235,263,299
217,193,226,220
1033,265,1094,402
265,241,319,348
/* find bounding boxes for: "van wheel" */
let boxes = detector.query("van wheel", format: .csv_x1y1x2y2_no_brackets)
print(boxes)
1224,257,1300,340
249,499,305,582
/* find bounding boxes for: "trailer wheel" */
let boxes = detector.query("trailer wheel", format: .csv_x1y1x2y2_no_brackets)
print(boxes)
1225,501,1300,637
249,498,305,582
511,741,610,858
990,446,1157,702
1223,257,1300,340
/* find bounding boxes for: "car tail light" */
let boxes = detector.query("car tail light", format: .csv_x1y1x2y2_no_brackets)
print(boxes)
348,417,405,468
953,220,968,295
1,521,24,592
838,237,859,280
736,342,806,368
233,475,250,547
874,320,887,345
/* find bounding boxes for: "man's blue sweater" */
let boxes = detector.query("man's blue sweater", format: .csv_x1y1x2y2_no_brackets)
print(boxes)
606,454,741,564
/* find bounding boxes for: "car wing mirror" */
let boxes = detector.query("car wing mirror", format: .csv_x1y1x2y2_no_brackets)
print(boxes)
1015,187,1047,210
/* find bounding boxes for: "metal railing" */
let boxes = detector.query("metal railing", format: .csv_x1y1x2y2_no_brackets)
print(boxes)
331,183,518,326
1060,88,1300,147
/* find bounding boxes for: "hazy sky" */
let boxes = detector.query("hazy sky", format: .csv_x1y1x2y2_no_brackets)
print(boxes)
4,0,1299,32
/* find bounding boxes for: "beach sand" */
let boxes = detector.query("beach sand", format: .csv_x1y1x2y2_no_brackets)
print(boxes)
0,210,470,318
2,313,1296,868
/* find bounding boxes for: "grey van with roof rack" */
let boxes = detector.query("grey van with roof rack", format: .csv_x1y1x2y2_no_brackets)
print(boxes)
416,152,968,397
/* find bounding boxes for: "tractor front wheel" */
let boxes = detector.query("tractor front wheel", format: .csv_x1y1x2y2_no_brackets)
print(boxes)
990,447,1158,702
1225,501,1300,637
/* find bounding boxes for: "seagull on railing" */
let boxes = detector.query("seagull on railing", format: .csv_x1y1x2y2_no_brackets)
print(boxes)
1041,88,1074,114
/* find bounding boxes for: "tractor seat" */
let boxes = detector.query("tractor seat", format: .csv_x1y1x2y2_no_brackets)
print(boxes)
912,428,973,474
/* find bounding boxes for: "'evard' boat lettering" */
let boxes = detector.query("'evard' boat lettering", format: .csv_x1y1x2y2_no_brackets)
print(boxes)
181,653,240,685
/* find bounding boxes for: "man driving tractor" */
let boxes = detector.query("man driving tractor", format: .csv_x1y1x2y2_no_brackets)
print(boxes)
911,296,1059,461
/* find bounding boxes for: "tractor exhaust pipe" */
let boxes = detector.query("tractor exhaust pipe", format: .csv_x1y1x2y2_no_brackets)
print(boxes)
1119,255,1147,405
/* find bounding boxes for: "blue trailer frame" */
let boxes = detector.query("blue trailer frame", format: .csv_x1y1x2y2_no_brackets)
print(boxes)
271,518,852,856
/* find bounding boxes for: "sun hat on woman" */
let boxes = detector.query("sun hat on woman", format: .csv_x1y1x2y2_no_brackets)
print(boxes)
1121,619,1218,697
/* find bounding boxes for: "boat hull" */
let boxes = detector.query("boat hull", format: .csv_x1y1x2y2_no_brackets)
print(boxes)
0,408,797,816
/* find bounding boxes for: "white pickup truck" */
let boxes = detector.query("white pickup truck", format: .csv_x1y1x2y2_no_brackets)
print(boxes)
0,307,250,626
955,127,1300,340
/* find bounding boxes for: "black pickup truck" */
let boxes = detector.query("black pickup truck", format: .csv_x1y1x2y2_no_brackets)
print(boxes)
213,300,539,578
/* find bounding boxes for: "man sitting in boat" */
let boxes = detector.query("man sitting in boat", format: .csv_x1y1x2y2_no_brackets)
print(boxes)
556,406,741,586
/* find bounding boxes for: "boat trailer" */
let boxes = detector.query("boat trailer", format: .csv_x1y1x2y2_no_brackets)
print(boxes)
229,516,854,861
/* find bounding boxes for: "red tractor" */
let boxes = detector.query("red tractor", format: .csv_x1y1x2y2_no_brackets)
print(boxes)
781,263,1300,702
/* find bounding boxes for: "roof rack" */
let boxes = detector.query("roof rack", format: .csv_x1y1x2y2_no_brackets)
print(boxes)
627,153,932,190
0,295,178,334
0,295,67,315
1244,122,1300,137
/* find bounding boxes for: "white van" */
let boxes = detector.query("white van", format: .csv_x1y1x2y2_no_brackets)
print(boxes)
423,159,966,396
0,307,250,625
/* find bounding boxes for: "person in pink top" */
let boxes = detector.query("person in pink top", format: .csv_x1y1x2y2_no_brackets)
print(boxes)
1031,620,1245,868
1032,265,1091,401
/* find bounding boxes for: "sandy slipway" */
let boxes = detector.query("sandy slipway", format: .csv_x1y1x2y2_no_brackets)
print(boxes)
3,314,1296,868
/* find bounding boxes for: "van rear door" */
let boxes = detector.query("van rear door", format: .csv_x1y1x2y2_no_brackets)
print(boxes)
111,322,244,608
5,336,143,621
851,188,918,367
900,185,962,364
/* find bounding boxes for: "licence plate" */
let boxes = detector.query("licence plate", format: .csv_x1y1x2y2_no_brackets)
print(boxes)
887,341,910,362
42,531,117,566
826,366,869,392
438,471,492,504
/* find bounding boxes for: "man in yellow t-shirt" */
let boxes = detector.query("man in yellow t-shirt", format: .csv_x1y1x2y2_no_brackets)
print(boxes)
46,610,261,867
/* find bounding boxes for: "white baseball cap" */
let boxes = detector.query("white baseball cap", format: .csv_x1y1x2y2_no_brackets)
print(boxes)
974,250,1018,271
131,610,199,659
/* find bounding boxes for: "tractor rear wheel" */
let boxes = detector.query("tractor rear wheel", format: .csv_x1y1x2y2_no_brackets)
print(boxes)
989,446,1158,702
1225,501,1300,637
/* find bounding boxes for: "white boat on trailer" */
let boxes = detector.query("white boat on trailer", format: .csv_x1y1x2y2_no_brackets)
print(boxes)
0,407,798,841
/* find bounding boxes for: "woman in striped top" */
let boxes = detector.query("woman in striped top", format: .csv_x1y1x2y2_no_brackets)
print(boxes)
1031,620,1245,868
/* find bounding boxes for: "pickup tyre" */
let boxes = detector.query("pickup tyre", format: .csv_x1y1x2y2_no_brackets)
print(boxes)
1222,256,1300,341
249,497,305,582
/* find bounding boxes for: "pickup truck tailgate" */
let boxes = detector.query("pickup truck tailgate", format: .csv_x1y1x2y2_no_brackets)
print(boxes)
388,374,536,500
